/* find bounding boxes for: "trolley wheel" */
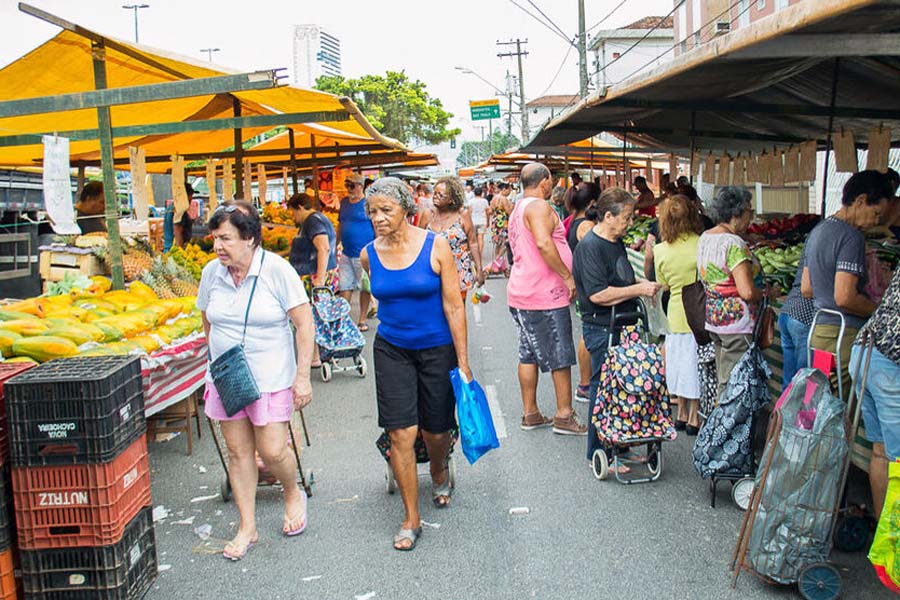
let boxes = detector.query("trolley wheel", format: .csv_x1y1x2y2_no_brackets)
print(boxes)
833,515,870,553
591,449,609,481
647,443,661,475
448,455,457,489
356,357,367,378
732,477,755,511
385,463,396,494
221,478,232,503
321,362,332,382
798,563,841,600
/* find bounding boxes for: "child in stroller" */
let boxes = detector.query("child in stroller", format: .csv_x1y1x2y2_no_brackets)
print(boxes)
311,286,367,382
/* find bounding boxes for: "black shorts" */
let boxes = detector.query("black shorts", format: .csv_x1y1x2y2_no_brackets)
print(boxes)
373,335,458,433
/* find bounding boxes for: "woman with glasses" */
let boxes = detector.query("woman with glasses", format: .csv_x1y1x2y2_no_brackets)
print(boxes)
197,201,315,561
419,176,485,300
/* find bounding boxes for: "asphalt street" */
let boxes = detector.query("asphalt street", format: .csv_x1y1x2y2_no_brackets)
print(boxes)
144,273,891,600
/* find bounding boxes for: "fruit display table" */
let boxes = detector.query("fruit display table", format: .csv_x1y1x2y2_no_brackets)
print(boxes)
141,336,207,417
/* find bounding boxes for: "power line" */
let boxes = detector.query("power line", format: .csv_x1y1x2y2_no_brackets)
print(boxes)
525,0,570,43
537,44,575,99
584,0,630,35
507,0,575,47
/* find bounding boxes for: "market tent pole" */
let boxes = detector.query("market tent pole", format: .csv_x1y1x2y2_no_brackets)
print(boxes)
821,57,841,217
311,134,319,210
621,127,628,188
232,97,243,199
288,128,299,195
91,40,125,290
689,111,697,186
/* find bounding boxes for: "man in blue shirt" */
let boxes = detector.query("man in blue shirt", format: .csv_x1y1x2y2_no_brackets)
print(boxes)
338,173,375,330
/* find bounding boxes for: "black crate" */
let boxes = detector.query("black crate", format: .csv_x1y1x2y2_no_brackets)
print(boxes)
21,505,157,600
5,357,146,467
0,467,11,553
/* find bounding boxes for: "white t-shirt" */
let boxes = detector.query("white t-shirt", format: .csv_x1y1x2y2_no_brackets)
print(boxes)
197,248,309,392
469,196,489,226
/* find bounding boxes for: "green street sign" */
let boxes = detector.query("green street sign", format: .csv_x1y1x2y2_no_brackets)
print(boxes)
469,99,501,121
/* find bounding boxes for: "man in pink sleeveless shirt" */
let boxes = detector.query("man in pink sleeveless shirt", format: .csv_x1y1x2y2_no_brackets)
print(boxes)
507,162,587,436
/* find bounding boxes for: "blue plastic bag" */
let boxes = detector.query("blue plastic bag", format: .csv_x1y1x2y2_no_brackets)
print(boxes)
450,368,500,465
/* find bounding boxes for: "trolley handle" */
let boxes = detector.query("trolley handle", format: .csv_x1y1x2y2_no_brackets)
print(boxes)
806,308,847,400
607,302,649,347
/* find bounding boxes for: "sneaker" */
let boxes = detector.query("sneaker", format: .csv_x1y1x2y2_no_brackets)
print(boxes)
520,412,553,431
552,412,588,436
574,384,590,403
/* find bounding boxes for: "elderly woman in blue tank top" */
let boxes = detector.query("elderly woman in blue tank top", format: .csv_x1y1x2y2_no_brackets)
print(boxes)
360,177,472,552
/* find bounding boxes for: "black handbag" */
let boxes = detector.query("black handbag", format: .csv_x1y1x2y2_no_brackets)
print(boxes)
682,273,711,346
209,251,265,417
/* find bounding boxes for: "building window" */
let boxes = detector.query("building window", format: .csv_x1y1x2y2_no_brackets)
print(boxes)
756,0,766,9
612,52,621,59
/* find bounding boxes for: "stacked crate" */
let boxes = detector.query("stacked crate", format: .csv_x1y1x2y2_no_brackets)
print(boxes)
0,362,37,600
5,356,156,599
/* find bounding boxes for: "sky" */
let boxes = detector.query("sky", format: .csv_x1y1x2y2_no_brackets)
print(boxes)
0,0,673,148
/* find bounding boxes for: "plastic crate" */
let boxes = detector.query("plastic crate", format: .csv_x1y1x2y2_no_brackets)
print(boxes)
0,468,12,553
0,361,37,467
21,505,156,600
5,356,145,467
12,435,151,550
0,547,14,600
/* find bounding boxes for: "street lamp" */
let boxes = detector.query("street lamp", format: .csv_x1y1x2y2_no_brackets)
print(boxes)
200,48,221,62
122,4,149,44
454,66,507,97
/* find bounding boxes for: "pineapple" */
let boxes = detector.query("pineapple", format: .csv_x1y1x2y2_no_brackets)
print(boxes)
122,250,152,281
141,271,178,300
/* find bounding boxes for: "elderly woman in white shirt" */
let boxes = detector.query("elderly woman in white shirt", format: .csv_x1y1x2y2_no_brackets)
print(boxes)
198,201,315,561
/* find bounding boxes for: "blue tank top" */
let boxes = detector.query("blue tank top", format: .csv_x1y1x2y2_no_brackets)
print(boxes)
367,232,453,350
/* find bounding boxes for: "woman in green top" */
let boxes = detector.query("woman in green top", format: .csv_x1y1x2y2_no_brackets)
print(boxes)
654,194,704,434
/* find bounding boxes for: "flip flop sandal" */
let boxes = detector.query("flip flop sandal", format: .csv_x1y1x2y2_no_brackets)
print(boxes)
432,472,452,509
223,536,258,561
283,489,308,536
357,322,370,332
393,525,422,551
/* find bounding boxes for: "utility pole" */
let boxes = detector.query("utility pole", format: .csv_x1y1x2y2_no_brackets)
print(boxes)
505,71,515,138
497,39,529,141
200,48,220,62
577,0,589,98
122,4,149,44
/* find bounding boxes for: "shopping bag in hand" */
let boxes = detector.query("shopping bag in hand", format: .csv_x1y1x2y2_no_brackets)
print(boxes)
870,459,900,594
450,368,500,465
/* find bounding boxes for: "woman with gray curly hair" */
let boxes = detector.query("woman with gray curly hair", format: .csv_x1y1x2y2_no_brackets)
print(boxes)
360,177,473,551
696,185,766,397
419,176,485,298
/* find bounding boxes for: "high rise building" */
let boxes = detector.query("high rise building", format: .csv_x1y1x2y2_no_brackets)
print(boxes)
292,25,342,88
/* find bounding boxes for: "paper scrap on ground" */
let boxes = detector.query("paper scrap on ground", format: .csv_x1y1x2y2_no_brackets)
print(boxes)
152,506,170,522
172,516,196,526
301,575,322,582
198,466,207,474
194,524,212,540
190,493,219,503
509,507,530,515
421,520,441,529
332,495,359,503
158,564,172,572
355,593,376,600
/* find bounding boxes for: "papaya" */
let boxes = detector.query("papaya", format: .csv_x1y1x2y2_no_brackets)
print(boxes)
0,329,22,357
83,308,116,322
152,325,178,344
41,325,101,346
103,340,144,355
128,281,158,300
88,276,112,294
12,336,79,362
0,310,40,322
129,335,160,353
78,345,120,357
1,319,49,336
44,306,90,322
94,322,124,343
4,356,38,365
73,298,119,313
44,317,81,328
1,299,42,317
176,296,197,314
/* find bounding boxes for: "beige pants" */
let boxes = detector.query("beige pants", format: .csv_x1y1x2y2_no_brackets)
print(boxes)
810,323,859,402
710,332,751,401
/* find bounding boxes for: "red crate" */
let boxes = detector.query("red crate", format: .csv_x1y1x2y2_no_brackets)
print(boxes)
11,435,150,550
0,547,15,600
0,362,36,467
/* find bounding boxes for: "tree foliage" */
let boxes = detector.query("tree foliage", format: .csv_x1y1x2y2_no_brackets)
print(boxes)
456,130,520,168
315,71,460,146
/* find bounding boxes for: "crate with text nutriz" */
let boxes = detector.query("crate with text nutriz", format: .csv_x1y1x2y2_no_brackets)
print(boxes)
0,361,37,466
5,356,145,467
20,505,157,600
12,435,150,550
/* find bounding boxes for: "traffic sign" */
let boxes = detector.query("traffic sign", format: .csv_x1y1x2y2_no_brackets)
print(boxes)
469,99,501,121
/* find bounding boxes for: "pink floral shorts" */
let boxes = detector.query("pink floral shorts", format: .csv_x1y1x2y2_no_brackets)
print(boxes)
204,384,293,427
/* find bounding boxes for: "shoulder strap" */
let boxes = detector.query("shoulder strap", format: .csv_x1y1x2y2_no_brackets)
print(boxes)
240,250,266,346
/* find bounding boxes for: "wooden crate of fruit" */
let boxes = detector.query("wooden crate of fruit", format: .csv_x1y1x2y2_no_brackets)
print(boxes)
39,248,105,283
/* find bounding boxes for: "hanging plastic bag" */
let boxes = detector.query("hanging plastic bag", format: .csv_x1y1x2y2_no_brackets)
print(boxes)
450,368,500,465
870,459,900,594
643,292,670,338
